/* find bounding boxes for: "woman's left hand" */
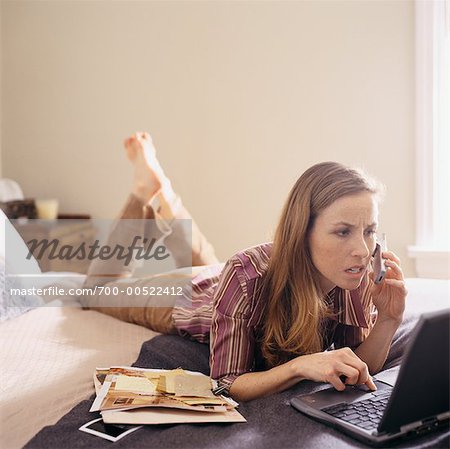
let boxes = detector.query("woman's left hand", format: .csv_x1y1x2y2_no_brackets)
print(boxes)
370,251,407,323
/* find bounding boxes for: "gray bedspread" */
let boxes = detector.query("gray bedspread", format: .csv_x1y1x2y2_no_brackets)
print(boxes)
25,313,449,449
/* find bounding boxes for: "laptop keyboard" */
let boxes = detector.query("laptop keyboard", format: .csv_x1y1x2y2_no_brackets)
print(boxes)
322,390,391,430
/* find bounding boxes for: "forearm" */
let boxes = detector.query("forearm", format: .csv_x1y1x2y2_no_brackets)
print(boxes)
354,317,401,374
229,359,302,402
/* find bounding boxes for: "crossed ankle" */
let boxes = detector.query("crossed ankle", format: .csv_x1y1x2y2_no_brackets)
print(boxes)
157,192,182,221
132,183,161,204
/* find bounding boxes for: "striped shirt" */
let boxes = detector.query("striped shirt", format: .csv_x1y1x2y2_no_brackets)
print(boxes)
172,242,377,395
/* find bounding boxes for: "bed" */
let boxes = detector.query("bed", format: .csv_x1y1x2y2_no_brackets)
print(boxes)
1,200,449,448
1,274,449,449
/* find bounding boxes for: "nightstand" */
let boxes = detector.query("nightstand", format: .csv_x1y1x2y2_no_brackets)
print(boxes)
13,218,97,274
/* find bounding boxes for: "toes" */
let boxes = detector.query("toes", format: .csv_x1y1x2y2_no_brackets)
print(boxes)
136,131,152,143
124,133,156,162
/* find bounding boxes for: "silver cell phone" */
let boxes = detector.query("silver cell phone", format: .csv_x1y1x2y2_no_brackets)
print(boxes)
373,233,387,284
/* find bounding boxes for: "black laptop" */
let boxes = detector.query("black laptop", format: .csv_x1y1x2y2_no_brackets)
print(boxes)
290,309,450,446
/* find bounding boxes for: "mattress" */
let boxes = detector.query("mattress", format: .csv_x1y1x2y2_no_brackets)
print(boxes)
0,275,157,449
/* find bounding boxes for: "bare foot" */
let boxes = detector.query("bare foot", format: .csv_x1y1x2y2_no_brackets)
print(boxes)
124,132,168,203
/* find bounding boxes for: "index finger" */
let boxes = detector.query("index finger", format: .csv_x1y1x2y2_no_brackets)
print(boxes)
342,351,376,390
382,250,401,266
365,376,377,391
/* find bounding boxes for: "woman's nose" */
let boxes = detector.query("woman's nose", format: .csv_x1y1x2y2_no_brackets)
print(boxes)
351,237,371,258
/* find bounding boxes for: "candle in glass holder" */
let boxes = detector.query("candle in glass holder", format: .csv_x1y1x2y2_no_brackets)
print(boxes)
35,199,59,220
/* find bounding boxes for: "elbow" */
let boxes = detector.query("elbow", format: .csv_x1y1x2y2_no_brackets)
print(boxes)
228,378,248,402
229,384,254,403
228,381,252,402
228,375,271,402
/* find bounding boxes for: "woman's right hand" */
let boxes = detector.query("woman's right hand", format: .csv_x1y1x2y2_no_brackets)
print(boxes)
291,347,377,391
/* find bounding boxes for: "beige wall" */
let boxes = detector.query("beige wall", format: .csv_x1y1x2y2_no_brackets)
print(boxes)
1,0,415,275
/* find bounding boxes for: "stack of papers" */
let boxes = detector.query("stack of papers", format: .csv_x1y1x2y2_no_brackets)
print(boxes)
90,366,247,425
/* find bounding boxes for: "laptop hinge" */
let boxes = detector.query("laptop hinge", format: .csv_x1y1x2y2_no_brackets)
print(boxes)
400,416,443,434
437,411,450,421
400,420,423,433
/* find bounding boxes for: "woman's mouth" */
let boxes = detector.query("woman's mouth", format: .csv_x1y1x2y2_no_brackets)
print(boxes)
344,266,365,275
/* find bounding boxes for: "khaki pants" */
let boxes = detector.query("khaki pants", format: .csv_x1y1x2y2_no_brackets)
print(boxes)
80,194,219,333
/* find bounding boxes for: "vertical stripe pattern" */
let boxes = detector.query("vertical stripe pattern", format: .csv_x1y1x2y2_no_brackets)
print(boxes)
172,242,377,395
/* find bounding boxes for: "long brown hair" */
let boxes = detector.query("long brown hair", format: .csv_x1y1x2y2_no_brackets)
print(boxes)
261,162,384,367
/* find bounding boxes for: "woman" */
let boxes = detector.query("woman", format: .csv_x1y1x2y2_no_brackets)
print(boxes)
82,132,407,402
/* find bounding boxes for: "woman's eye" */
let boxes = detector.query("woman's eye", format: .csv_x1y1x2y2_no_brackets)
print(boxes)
366,229,377,236
337,230,350,236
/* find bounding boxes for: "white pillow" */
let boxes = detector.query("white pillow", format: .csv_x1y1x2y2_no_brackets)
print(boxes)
0,208,42,277
0,209,44,322
0,256,44,322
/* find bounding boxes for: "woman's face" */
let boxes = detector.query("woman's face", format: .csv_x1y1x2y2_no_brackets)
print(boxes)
308,192,378,294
